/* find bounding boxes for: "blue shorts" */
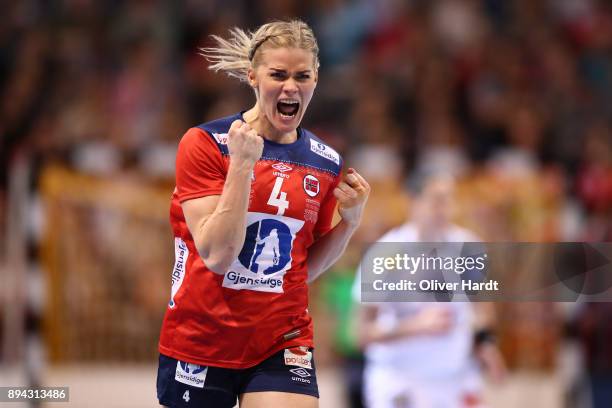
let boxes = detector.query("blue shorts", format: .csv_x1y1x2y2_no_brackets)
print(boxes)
156,348,319,407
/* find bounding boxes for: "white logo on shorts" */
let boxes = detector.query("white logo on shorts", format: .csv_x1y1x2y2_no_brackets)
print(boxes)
284,347,312,369
175,361,207,388
289,368,311,378
289,367,312,384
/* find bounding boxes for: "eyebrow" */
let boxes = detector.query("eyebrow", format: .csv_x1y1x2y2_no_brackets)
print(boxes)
269,68,312,74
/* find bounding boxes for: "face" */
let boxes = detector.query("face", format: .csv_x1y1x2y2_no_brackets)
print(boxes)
248,47,317,135
417,177,456,230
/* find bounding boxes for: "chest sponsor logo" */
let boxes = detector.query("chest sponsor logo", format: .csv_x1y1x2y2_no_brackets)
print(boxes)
284,347,313,369
310,139,340,165
303,175,320,197
175,361,207,388
222,212,305,293
212,132,228,145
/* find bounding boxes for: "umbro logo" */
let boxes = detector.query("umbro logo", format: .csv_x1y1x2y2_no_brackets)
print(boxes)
289,368,311,378
272,163,293,172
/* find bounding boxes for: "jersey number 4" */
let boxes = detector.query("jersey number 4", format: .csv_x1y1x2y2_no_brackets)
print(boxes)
267,177,289,215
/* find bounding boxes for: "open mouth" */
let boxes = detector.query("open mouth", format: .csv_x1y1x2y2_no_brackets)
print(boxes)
277,99,300,119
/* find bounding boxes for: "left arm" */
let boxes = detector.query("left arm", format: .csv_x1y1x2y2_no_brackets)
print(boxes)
473,303,507,383
307,168,370,282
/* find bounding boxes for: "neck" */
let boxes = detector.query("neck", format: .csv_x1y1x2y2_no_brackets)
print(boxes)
243,104,298,144
415,220,449,241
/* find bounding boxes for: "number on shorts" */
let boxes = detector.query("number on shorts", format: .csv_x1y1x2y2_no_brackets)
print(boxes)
183,389,190,402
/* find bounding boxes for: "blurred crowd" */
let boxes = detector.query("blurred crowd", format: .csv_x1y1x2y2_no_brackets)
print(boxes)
1,0,611,240
1,0,611,407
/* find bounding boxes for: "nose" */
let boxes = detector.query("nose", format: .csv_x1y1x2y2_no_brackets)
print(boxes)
282,77,298,94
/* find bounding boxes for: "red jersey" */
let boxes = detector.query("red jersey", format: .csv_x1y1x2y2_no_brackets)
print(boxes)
158,112,342,369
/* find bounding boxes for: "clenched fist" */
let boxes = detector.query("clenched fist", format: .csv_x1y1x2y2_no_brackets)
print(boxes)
227,120,263,166
333,167,370,227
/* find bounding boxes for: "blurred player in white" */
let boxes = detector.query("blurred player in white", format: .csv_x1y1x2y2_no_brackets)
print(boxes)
354,173,506,408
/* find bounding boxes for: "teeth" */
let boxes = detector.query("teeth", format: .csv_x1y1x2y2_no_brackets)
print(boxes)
277,99,299,119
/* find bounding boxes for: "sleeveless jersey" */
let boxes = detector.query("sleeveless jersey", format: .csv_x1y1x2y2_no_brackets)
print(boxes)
158,112,342,369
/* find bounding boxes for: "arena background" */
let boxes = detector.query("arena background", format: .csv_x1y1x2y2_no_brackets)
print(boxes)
1,0,611,407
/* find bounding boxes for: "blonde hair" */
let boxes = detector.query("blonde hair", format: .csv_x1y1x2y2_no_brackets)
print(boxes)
200,19,320,82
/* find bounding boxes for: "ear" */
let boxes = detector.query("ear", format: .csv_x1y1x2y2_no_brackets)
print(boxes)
247,67,257,88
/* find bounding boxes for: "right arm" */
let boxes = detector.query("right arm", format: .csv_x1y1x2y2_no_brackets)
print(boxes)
356,304,453,347
181,120,263,274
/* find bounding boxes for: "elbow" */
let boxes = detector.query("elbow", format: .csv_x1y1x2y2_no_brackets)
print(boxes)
200,254,233,275
306,267,318,284
199,246,239,275
306,259,325,283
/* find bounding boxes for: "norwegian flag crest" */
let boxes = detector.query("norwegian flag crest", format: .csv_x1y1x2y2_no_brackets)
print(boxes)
303,175,320,197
